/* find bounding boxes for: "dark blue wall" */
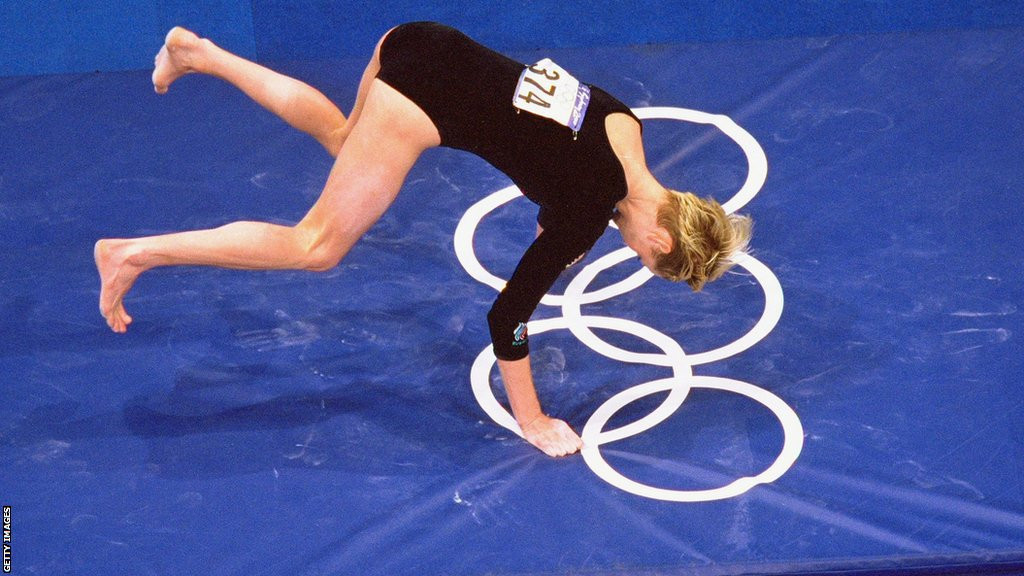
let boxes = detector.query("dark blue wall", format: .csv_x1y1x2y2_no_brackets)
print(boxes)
2,0,1023,76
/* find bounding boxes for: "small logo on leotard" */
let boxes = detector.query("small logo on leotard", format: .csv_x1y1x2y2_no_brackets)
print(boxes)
512,322,528,346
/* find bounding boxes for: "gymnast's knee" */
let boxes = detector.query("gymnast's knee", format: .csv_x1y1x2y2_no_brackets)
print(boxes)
303,242,345,272
295,225,346,272
304,250,341,272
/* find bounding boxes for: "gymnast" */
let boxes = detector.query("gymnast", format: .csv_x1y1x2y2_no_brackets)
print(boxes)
94,22,752,457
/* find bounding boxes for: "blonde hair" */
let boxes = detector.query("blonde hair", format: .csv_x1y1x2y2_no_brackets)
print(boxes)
654,190,752,291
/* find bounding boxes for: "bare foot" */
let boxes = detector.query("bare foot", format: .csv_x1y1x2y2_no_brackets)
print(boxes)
94,240,143,333
152,27,204,94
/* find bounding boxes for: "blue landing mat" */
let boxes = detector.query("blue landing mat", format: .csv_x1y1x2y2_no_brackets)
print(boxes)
2,26,1024,576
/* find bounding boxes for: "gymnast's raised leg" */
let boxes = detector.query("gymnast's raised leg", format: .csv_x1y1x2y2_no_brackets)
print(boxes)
151,26,350,154
95,28,439,332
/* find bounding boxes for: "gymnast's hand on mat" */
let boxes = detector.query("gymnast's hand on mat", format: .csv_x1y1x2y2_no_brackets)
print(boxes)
521,414,583,457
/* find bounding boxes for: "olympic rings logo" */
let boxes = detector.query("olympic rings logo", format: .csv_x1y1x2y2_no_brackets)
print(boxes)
453,107,803,502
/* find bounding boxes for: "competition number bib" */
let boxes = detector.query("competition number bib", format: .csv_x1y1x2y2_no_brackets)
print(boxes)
513,58,591,134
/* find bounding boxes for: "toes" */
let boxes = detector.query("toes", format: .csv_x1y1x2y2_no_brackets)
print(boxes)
101,302,131,333
116,306,132,332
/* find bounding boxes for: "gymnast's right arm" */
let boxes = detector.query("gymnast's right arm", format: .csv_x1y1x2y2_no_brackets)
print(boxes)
490,292,582,456
496,356,582,457
486,223,598,456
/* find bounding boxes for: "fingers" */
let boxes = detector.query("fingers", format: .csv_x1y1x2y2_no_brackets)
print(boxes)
523,416,583,458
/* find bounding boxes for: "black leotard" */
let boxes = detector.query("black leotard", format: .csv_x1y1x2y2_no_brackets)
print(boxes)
377,22,641,361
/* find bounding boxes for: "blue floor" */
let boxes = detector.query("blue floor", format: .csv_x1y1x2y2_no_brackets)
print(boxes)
2,25,1024,576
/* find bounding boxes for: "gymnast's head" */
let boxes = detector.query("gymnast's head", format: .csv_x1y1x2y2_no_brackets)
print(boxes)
654,190,752,291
